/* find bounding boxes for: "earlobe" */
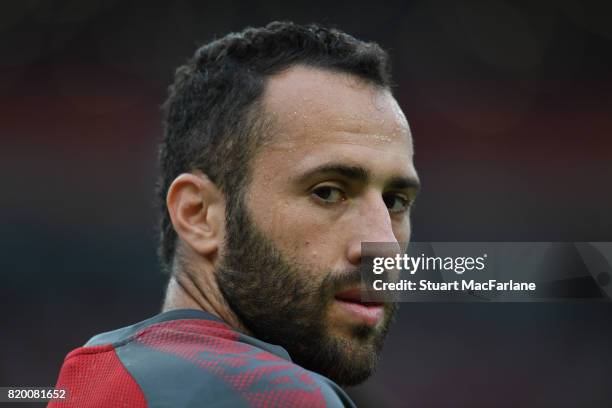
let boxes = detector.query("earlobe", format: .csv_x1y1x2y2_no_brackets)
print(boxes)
166,172,226,258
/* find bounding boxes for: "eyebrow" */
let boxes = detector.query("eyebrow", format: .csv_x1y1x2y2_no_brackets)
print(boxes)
387,176,421,192
294,163,421,191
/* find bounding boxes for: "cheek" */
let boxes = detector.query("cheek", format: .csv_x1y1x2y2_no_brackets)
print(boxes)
259,199,340,262
283,213,331,256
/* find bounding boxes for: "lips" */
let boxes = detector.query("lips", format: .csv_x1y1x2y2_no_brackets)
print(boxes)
334,288,380,305
334,287,384,326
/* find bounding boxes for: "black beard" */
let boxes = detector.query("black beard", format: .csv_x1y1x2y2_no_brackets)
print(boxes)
215,198,397,385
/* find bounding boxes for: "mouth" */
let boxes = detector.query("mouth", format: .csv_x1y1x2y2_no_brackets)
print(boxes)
334,287,385,326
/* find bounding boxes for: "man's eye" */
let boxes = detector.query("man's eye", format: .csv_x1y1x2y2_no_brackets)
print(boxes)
312,186,345,203
383,193,411,213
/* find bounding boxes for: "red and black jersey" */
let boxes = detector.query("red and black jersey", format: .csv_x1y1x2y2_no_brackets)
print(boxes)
50,309,355,407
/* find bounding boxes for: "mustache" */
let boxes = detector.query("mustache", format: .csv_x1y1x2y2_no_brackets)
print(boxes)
325,268,363,293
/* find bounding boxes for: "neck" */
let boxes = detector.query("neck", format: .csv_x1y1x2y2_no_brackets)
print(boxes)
162,261,249,334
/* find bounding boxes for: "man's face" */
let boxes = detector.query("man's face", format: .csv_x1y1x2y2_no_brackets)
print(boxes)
216,65,419,385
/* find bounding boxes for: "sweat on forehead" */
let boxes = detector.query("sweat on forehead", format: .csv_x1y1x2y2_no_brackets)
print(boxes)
258,65,411,147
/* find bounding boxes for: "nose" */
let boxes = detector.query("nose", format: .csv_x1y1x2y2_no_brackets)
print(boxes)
346,191,400,266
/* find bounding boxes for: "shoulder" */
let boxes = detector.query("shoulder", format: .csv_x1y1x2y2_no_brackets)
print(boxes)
49,343,147,407
53,318,353,407
118,319,350,407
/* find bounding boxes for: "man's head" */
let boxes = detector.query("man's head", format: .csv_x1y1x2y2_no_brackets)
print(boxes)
158,22,419,385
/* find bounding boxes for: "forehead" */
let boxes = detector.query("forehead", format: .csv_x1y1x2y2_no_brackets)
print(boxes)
260,65,412,154
251,65,416,187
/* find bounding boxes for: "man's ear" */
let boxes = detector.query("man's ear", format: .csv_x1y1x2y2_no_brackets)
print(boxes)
166,171,226,258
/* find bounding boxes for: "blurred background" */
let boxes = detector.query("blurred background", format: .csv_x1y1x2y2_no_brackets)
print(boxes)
1,0,611,406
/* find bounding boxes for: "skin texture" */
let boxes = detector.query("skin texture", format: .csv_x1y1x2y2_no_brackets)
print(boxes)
163,65,419,385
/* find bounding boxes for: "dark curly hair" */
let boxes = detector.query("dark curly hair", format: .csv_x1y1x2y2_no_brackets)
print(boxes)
157,21,392,272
